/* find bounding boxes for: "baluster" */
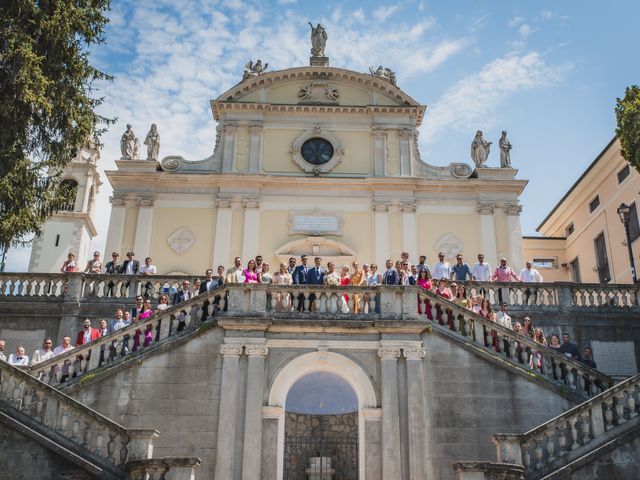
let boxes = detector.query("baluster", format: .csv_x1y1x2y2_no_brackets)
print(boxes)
603,399,614,431
329,293,338,314
11,382,24,409
508,338,517,359
95,427,105,457
522,442,531,468
557,424,567,457
533,436,544,469
580,412,591,444
565,367,576,390
458,315,468,336
71,419,81,443
553,360,562,382
107,432,116,463
303,292,310,312
587,376,598,396
615,394,626,423
497,335,505,354
568,417,579,449
578,373,586,394
35,395,45,423
22,390,33,414
58,406,70,435
627,387,638,417
542,356,553,378
587,289,595,306
318,292,327,313
84,421,93,449
519,347,528,366
545,430,556,463
485,329,493,350
440,308,448,327
120,436,130,466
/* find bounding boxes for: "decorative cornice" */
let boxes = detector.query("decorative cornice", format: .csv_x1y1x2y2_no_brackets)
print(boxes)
245,345,268,357
403,348,426,360
378,347,401,359
137,197,154,207
220,345,243,357
109,196,126,206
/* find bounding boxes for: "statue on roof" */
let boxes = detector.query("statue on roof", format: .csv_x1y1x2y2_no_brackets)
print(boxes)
144,124,160,161
369,65,397,86
309,23,327,57
499,130,512,168
243,59,268,80
470,130,491,168
120,124,137,160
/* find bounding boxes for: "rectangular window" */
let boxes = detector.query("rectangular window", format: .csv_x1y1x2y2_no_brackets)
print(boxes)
589,195,600,213
629,202,640,243
593,232,611,283
55,234,60,247
565,223,575,236
570,257,581,283
617,164,631,184
532,258,557,269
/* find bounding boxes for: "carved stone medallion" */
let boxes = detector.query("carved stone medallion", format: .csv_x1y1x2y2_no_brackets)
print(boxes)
298,83,340,105
434,233,464,260
167,227,196,255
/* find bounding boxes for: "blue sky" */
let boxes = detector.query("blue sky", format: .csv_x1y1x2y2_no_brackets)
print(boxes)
6,0,640,270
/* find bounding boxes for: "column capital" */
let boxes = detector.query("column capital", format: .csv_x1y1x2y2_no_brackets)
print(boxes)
400,201,416,213
245,345,268,357
372,128,386,138
243,199,260,209
403,348,426,360
216,198,233,209
398,128,413,139
477,203,495,214
378,346,401,359
223,124,238,134
373,201,391,212
109,196,126,206
137,197,154,207
220,345,243,357
249,124,263,135
503,204,523,216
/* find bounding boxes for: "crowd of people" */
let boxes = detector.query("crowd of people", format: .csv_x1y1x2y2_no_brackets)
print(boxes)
0,250,596,371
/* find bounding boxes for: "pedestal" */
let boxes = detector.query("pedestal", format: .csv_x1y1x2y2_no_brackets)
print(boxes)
310,56,329,67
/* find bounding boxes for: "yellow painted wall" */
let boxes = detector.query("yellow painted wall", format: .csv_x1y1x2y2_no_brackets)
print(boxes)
122,206,138,253
385,130,400,176
342,212,372,262
148,208,215,275
416,214,482,262
266,82,372,105
229,206,244,261
388,210,402,260
523,238,570,282
262,128,371,174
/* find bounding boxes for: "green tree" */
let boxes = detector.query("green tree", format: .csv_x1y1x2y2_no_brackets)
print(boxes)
0,0,112,271
615,85,640,173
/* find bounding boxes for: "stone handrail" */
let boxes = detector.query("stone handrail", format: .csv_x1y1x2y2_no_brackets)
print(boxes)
29,285,225,388
0,360,158,469
416,289,613,400
493,374,640,479
126,457,202,480
0,272,638,309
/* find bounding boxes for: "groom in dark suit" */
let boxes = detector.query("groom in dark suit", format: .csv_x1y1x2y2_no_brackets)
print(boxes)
307,257,325,312
292,255,309,312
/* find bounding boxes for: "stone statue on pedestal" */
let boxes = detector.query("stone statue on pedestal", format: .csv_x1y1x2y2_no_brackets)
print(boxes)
309,23,327,57
120,124,138,160
144,124,160,161
369,65,397,85
499,130,512,168
243,59,268,80
470,130,491,168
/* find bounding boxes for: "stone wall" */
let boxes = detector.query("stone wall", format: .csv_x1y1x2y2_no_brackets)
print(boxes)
285,411,358,438
567,430,640,480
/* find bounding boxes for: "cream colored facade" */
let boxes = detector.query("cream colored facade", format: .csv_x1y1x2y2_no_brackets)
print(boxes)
525,138,640,284
101,65,527,275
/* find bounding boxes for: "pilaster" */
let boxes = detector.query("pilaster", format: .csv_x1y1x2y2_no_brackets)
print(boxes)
133,197,155,258
398,128,413,177
504,204,524,271
404,347,427,479
378,346,402,479
213,198,233,268
401,202,417,258
373,201,391,269
221,124,237,173
241,344,268,480
477,203,498,268
105,196,127,256
241,199,260,260
214,344,243,480
372,128,386,176
248,124,263,173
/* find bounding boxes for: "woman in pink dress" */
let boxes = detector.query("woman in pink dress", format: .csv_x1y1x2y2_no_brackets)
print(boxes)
416,269,431,316
339,265,351,312
243,260,259,284
133,300,153,351
478,299,498,351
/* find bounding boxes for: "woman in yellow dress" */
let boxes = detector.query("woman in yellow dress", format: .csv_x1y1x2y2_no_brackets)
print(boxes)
350,261,365,313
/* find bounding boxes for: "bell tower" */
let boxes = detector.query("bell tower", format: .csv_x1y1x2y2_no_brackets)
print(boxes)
28,140,102,273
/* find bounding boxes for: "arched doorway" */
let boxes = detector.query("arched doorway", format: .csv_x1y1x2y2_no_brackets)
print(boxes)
285,372,358,479
268,351,377,480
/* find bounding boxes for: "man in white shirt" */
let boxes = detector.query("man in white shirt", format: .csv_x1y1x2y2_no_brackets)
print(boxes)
31,338,54,365
471,253,492,282
53,336,74,356
431,252,451,280
520,260,543,305
226,257,244,283
495,303,513,330
8,345,29,366
140,256,157,298
0,339,5,361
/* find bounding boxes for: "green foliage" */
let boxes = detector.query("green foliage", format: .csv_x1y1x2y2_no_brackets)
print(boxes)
615,85,640,173
0,0,113,256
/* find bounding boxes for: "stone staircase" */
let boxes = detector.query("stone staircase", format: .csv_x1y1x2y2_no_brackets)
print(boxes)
493,374,640,480
0,361,200,479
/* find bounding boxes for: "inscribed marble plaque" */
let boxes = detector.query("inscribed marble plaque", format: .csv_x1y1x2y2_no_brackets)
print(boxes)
591,340,638,376
289,212,342,236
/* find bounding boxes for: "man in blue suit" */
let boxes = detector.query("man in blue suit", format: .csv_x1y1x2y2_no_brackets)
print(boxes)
292,255,309,311
307,257,325,312
382,259,399,285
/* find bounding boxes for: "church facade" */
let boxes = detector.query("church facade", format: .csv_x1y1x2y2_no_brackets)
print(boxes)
99,59,527,275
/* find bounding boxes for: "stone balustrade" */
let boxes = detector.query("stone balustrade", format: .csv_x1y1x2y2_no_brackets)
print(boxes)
126,457,202,480
493,374,640,479
0,360,158,470
29,286,224,388
453,461,525,480
417,289,613,400
0,272,637,310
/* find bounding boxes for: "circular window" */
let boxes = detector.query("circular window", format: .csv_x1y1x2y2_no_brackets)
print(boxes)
300,138,334,165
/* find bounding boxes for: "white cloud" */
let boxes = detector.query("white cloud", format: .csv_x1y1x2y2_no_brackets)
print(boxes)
540,10,554,20
277,0,297,4
519,24,536,39
508,16,525,27
424,52,571,143
373,4,401,22
398,38,474,76
352,8,366,23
